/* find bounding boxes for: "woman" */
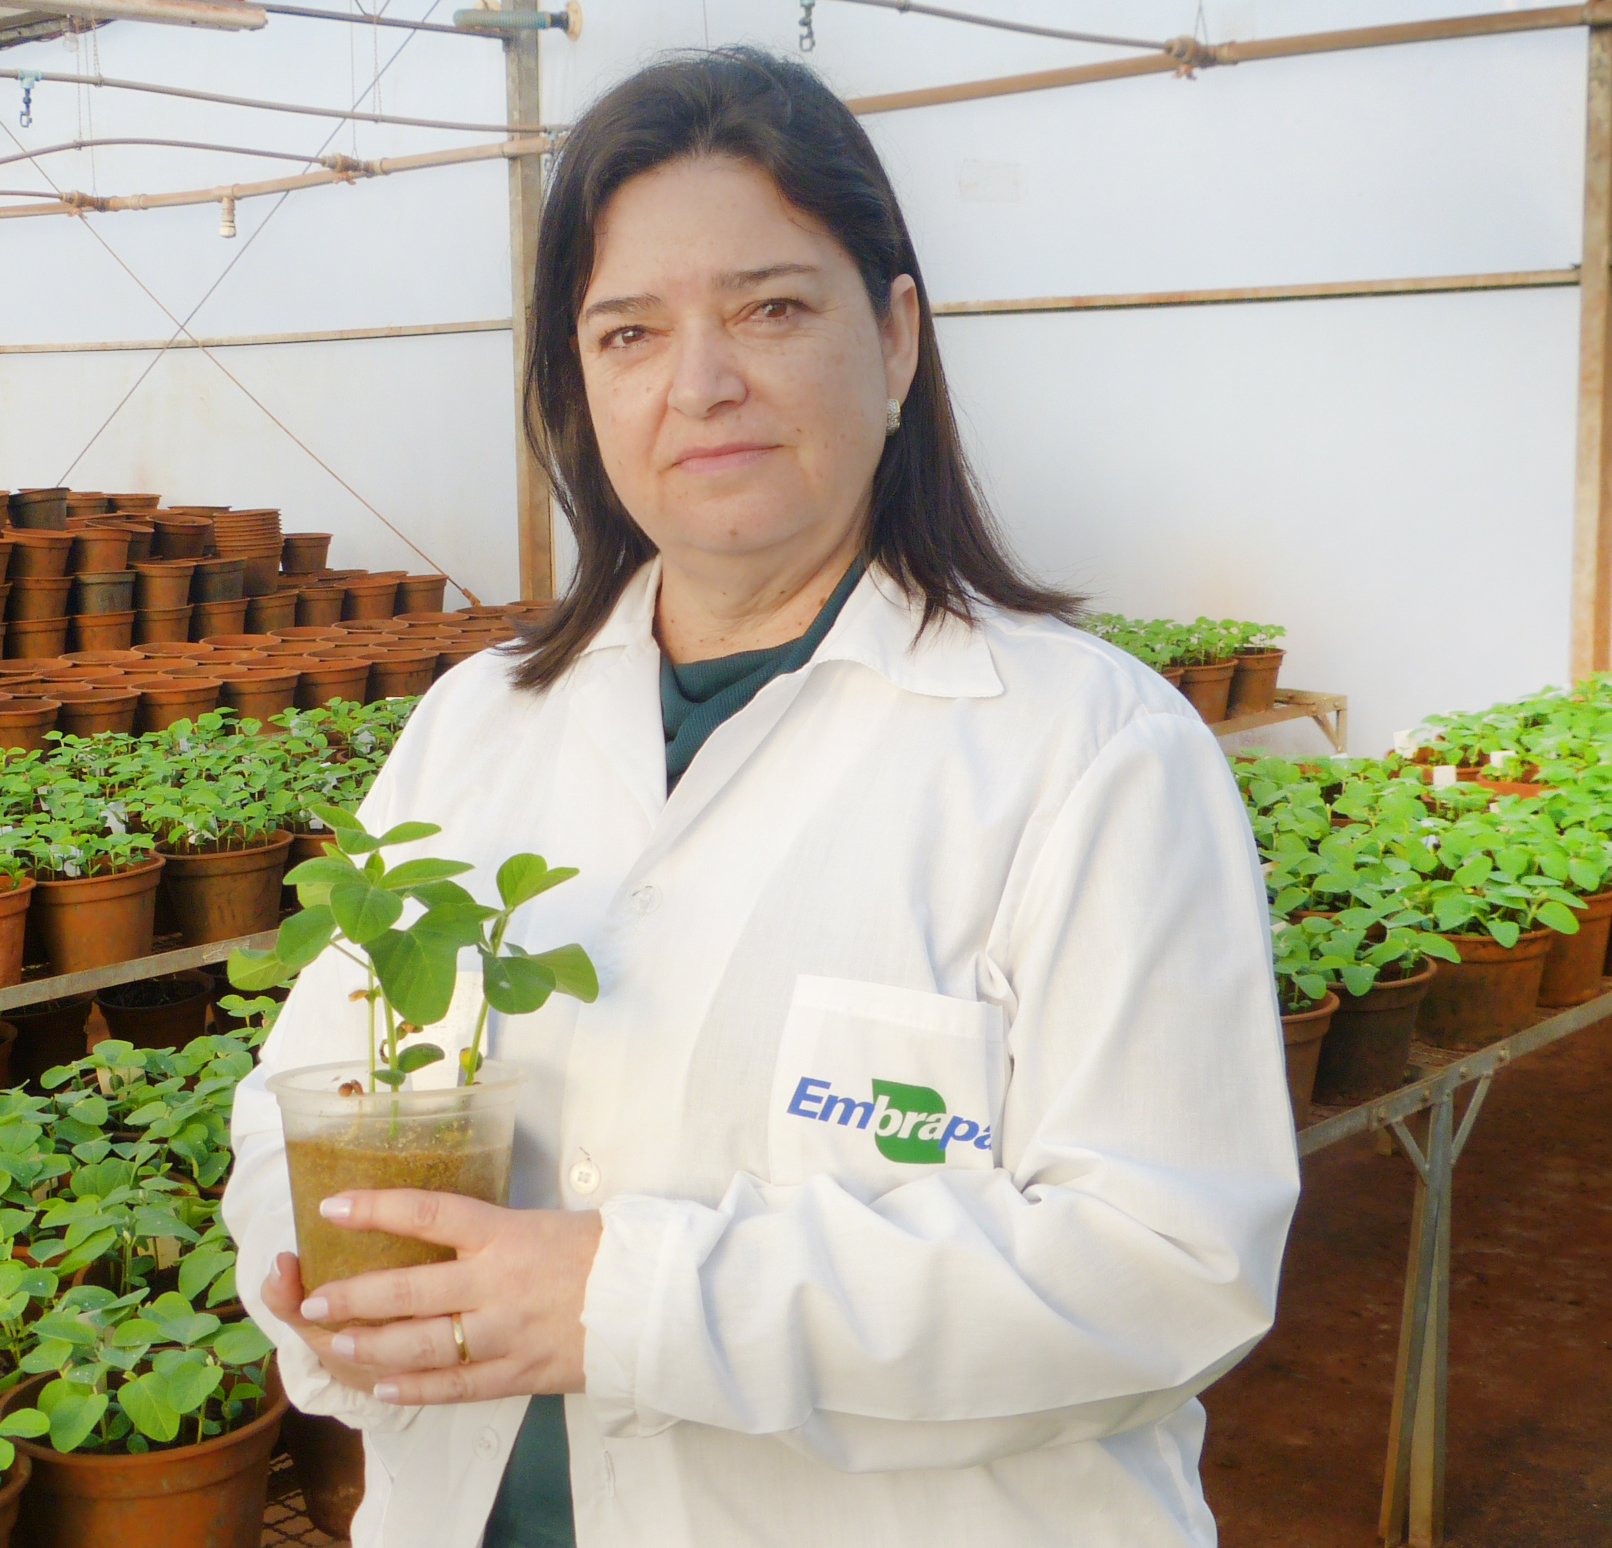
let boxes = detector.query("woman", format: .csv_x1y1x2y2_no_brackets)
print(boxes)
226,48,1298,1548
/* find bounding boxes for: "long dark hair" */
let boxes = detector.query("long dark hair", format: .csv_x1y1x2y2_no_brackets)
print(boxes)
511,46,1080,689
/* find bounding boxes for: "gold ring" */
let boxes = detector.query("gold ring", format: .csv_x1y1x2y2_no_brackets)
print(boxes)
450,1312,471,1366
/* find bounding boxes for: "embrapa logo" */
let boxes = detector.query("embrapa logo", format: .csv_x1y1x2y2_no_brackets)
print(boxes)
786,1076,992,1164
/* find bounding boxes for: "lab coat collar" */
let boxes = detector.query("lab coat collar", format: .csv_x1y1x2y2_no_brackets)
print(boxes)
578,557,1004,702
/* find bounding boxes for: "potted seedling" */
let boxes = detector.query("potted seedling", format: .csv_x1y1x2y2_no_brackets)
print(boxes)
1270,918,1343,1127
229,806,597,1300
1225,620,1287,716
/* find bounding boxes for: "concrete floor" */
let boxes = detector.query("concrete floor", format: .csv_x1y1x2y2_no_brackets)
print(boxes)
1202,1016,1612,1547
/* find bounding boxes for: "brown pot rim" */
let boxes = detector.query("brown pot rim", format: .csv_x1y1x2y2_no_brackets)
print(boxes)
6,1363,286,1480
30,855,166,893
1335,958,1439,1006
1439,928,1556,960
157,830,294,869
1280,988,1339,1030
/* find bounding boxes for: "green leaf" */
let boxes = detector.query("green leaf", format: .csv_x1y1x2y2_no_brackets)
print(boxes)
1485,918,1521,949
328,879,403,945
406,879,478,911
162,1360,223,1415
368,927,458,1027
209,1323,274,1366
395,1043,444,1074
481,951,555,1016
372,1069,406,1089
1420,934,1464,964
177,1248,235,1302
1537,899,1581,935
380,858,475,892
495,854,578,910
39,1380,108,1453
145,1293,219,1348
227,948,296,993
374,821,443,849
308,802,363,833
276,904,337,969
526,944,598,1003
0,1408,49,1440
119,1373,181,1442
284,855,359,905
1338,963,1378,997
412,902,497,951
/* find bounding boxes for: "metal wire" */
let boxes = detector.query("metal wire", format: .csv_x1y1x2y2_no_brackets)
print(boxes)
824,0,1170,51
0,137,333,170
0,67,548,135
262,2,483,35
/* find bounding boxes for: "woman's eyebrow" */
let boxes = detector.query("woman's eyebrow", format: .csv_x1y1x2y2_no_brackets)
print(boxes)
581,264,820,325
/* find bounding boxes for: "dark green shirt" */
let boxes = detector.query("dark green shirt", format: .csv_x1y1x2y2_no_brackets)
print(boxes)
482,559,864,1547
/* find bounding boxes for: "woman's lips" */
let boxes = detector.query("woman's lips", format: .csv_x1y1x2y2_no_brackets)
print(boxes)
672,443,778,474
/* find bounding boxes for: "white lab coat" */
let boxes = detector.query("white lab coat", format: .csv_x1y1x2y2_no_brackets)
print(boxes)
225,561,1299,1548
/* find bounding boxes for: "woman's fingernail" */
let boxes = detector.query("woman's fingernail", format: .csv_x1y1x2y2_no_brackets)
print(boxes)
301,1297,330,1321
330,1333,357,1359
373,1382,401,1403
319,1196,354,1221
267,1258,282,1284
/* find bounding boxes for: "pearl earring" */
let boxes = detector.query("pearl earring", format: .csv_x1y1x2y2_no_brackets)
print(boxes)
885,398,902,437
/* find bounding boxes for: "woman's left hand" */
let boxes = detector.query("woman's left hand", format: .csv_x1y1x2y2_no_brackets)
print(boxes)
295,1191,603,1406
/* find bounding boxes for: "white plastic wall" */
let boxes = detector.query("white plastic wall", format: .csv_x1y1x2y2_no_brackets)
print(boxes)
0,1,1589,754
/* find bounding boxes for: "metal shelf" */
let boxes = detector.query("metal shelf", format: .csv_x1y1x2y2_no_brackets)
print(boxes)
0,930,277,1014
1213,688,1348,753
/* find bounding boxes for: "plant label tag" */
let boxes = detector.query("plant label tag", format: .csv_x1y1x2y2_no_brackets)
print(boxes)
1393,730,1419,756
1489,750,1506,767
1432,765,1458,788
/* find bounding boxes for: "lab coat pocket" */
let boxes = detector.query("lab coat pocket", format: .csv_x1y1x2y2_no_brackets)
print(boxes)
768,975,1006,1200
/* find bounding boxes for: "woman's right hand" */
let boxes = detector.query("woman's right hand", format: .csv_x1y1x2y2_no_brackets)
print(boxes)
261,1251,386,1394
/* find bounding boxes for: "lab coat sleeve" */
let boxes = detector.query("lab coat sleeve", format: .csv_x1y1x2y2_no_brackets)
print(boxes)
223,754,422,1434
581,708,1301,1472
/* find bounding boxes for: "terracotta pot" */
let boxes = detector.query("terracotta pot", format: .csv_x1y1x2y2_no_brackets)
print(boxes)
120,523,156,562
244,589,298,633
1176,660,1237,725
337,618,404,637
53,687,139,737
396,611,461,627
432,640,484,678
5,1364,286,1548
67,527,131,575
1538,890,1612,1007
62,648,142,667
158,832,294,945
133,560,196,611
217,669,299,725
189,599,249,640
394,574,448,614
7,576,72,620
292,660,368,708
1419,929,1555,1049
151,516,212,559
0,875,35,987
7,994,93,1089
6,532,73,580
133,605,193,645
65,493,112,517
199,633,265,650
1281,991,1336,1129
280,533,333,573
30,857,165,974
108,492,162,513
241,551,281,597
127,676,221,733
342,577,400,621
271,625,343,643
0,695,59,752
0,1449,28,1545
4,618,69,659
94,968,212,1050
68,610,136,652
370,650,435,698
296,587,347,626
1312,961,1437,1105
190,558,245,604
133,641,212,661
280,1409,365,1539
8,488,68,529
1228,649,1285,717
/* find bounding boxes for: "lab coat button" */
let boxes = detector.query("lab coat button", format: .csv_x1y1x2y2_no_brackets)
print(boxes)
474,1428,499,1459
569,1154,600,1194
631,884,660,914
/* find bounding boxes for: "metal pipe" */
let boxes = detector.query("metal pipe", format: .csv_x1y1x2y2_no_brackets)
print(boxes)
0,132,551,219
824,0,1170,52
934,269,1581,319
454,2,577,36
24,0,265,28
0,65,550,135
846,4,1612,116
262,1,484,34
0,136,349,169
0,317,511,353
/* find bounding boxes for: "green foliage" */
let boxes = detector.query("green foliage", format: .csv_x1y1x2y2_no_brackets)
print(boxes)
1086,613,1284,671
231,815,597,1091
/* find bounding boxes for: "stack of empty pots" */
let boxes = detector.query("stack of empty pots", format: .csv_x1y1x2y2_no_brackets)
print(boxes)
211,508,287,631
